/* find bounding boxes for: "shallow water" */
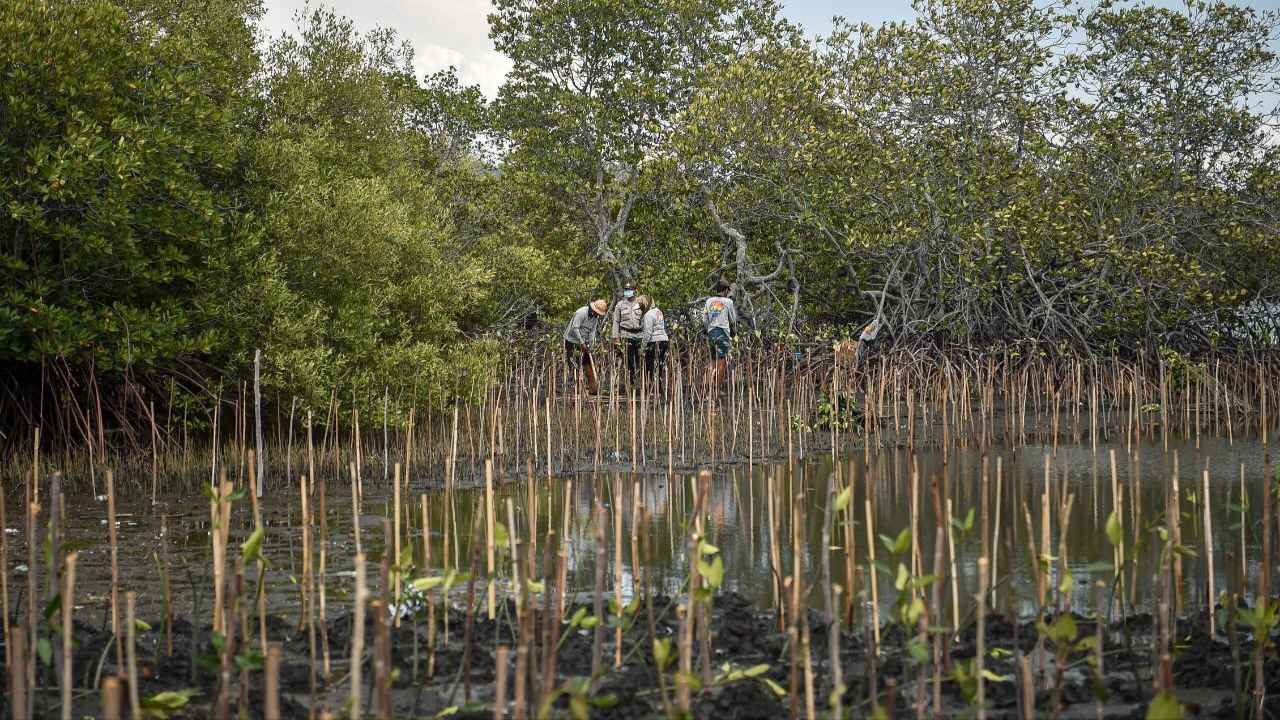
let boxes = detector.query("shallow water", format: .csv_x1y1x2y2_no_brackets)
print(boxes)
27,432,1273,635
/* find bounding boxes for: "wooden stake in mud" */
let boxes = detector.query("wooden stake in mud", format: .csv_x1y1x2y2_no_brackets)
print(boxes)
107,470,123,671
1203,467,1215,635
126,592,142,720
393,463,403,626
265,642,282,720
61,552,77,720
486,459,496,620
976,556,988,720
865,497,881,652
351,553,367,720
100,674,120,720
494,645,510,720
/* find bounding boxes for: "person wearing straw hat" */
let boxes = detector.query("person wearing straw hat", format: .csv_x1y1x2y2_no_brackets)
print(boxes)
636,295,669,392
564,299,608,395
703,280,737,388
610,281,645,385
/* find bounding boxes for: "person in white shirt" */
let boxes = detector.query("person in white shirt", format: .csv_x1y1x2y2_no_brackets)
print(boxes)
636,295,669,391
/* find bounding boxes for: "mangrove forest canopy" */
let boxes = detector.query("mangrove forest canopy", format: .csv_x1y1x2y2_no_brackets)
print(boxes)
1,0,1278,438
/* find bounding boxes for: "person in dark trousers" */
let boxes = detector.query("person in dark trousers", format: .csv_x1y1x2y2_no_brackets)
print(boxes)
636,295,669,392
610,281,645,386
564,299,608,394
702,281,737,388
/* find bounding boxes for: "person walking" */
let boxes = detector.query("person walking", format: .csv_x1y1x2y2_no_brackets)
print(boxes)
564,299,608,395
611,281,645,385
703,281,737,388
636,295,669,392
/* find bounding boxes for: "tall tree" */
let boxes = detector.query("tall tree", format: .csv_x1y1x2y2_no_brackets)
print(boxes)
489,0,783,286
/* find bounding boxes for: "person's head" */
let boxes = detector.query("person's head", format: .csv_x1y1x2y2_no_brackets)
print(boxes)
589,299,608,316
622,281,637,300
713,280,732,296
636,295,651,312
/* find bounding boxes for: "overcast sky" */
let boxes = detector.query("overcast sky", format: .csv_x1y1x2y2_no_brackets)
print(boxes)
257,0,1279,101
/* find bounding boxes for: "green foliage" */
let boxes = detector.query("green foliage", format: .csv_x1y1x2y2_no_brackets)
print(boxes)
3,0,1278,446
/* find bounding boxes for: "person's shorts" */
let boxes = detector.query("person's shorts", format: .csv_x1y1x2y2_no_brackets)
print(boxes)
707,328,731,359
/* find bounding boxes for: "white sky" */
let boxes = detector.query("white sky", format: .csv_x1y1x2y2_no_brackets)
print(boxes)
258,0,515,97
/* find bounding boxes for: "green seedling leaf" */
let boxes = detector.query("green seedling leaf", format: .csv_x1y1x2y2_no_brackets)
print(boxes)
579,615,599,630
699,540,720,556
894,563,910,591
141,689,199,719
980,669,1011,683
590,694,618,708
234,650,263,672
1105,511,1123,547
1044,615,1077,645
762,677,788,698
834,485,853,512
411,576,445,592
1146,691,1185,719
698,554,725,590
569,694,588,720
494,521,509,552
567,607,588,629
742,664,769,678
241,527,264,563
907,638,929,664
653,638,672,669
37,637,52,666
527,580,545,594
134,618,152,632
43,593,62,623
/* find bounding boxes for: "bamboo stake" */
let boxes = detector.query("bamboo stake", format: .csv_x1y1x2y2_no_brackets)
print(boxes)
265,642,282,720
100,674,119,720
1203,467,1215,636
494,645,510,720
351,553,366,720
60,552,77,720
107,470,123,671
126,592,142,720
486,459,496,620
864,497,880,652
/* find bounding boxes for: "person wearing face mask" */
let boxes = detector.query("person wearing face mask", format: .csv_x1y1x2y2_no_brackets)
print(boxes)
610,281,645,385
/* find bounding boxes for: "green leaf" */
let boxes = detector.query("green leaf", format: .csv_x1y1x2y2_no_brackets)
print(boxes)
411,576,445,592
141,689,199,719
37,637,52,666
834,485,852,511
1044,615,1077,645
762,677,788,698
1105,511,1123,547
241,527,264,563
1146,691,1185,720
698,554,725,589
653,638,672,669
894,563,910,591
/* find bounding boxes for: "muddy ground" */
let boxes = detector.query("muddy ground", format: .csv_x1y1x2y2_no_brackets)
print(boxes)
4,587,1275,719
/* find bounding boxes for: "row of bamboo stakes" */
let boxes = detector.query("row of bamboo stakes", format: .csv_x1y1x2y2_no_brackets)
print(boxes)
1,351,1277,718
